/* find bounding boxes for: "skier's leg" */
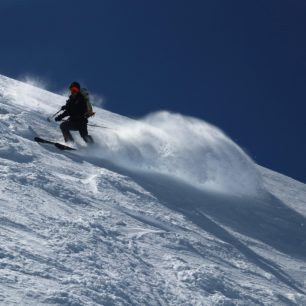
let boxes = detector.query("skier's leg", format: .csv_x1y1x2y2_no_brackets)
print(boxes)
79,124,94,144
60,121,74,142
84,135,94,144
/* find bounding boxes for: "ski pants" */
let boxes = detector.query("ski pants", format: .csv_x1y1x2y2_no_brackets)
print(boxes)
60,120,93,143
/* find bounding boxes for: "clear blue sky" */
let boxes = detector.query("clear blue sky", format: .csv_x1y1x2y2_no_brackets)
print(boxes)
0,0,305,183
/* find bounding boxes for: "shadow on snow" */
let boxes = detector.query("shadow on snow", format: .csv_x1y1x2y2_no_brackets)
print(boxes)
52,150,306,295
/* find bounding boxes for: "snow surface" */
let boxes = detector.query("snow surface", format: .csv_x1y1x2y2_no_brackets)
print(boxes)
0,74,305,305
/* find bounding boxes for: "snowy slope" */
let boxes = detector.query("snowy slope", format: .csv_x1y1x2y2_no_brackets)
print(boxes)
0,74,305,306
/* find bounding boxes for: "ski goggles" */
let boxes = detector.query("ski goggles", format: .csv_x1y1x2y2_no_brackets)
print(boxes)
70,86,80,93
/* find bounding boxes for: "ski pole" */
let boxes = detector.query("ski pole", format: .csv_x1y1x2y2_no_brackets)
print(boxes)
47,110,61,122
88,123,112,129
59,120,112,130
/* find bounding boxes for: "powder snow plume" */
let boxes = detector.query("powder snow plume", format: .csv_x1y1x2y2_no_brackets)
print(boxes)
1,74,263,197
92,111,263,197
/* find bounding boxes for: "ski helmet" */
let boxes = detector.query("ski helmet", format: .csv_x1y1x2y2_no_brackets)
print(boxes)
69,81,81,89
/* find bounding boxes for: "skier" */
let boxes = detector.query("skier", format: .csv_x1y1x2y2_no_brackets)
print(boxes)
55,82,94,144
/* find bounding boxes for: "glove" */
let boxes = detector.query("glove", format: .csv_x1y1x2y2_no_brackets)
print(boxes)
61,105,66,111
55,115,62,122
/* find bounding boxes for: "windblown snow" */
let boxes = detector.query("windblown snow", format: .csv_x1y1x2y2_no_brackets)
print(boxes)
0,74,305,305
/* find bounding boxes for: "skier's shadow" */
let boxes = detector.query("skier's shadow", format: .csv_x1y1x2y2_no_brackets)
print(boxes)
67,153,306,295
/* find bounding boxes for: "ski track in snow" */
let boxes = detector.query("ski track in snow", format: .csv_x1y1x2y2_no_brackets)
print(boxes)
0,74,306,305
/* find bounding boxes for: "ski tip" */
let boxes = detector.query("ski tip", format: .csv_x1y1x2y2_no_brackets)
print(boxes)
34,137,44,142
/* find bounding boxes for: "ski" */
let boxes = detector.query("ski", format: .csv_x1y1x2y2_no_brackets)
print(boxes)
34,137,76,151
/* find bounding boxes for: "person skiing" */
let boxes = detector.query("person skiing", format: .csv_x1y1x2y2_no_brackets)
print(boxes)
55,82,94,144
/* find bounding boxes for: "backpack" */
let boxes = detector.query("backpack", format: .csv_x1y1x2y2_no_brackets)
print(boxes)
81,88,95,118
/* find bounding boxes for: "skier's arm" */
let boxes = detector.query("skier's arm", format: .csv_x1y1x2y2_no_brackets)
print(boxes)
55,110,69,121
56,99,71,120
60,110,69,119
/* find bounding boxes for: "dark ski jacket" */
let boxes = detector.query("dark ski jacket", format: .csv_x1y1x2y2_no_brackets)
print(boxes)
59,92,88,122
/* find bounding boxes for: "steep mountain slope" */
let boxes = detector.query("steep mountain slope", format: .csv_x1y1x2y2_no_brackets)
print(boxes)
0,75,305,306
